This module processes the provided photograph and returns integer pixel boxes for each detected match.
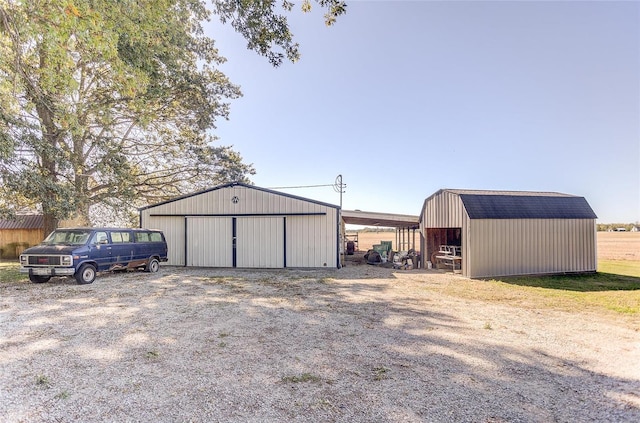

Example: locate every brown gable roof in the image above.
[0,215,44,230]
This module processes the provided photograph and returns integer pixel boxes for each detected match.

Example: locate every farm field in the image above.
[346,230,404,252]
[597,231,640,261]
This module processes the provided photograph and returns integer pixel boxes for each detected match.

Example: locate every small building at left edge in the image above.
[0,214,45,259]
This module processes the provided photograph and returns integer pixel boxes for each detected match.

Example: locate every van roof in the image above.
[56,227,161,231]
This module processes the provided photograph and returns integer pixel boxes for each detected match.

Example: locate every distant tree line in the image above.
[346,227,395,233]
[597,223,639,232]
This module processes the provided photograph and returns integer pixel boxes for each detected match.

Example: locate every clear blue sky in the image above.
[205,1,639,223]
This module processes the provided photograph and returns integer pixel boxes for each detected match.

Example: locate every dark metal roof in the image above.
[443,188,572,197]
[459,194,597,219]
[0,214,44,229]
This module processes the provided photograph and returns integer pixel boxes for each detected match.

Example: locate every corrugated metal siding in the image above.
[467,219,596,278]
[421,190,469,274]
[237,217,284,268]
[146,216,185,265]
[422,191,467,229]
[140,185,338,268]
[142,185,333,216]
[287,214,337,268]
[462,218,471,274]
[187,217,232,267]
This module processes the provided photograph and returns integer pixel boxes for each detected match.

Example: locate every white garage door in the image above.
[186,217,233,267]
[147,216,185,266]
[236,217,284,268]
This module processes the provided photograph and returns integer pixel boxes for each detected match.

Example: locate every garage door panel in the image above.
[187,217,232,267]
[237,217,284,268]
[147,216,184,266]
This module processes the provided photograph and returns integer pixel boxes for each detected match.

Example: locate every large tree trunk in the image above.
[67,209,91,227]
[31,42,64,237]
[42,211,58,238]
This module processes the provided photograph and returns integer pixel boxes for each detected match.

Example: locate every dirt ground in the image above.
[1,262,639,422]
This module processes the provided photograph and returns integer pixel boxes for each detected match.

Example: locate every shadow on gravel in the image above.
[1,265,638,422]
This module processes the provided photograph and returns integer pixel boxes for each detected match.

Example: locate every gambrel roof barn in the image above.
[420,189,597,278]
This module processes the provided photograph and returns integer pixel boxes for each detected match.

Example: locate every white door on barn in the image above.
[236,217,284,268]
[186,217,233,267]
[147,216,185,266]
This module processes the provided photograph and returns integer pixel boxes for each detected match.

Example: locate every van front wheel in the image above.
[146,258,160,273]
[75,264,97,284]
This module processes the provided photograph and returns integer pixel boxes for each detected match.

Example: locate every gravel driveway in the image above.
[1,265,639,422]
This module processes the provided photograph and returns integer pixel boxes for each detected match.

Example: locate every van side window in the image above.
[149,232,163,242]
[90,231,108,244]
[135,232,150,243]
[111,232,131,243]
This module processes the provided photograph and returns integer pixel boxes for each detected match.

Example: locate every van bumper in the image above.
[20,267,76,276]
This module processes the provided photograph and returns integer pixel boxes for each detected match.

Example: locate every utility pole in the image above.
[334,174,346,209]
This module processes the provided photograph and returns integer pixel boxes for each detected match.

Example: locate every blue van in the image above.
[19,228,168,284]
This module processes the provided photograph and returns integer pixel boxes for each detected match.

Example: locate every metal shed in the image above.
[139,182,340,268]
[420,189,598,278]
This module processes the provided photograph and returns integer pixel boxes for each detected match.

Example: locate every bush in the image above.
[0,242,30,259]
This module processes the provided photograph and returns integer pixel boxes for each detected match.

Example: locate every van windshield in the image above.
[42,230,92,246]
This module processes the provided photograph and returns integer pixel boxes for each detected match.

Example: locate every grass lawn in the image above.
[0,260,25,283]
[598,259,640,278]
[416,260,640,317]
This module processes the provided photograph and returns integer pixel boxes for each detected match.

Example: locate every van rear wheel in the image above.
[75,264,97,284]
[29,275,51,283]
[146,258,159,273]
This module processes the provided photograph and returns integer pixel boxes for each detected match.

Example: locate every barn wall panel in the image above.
[237,217,284,268]
[287,213,337,268]
[145,216,185,266]
[186,217,232,267]
[422,191,467,229]
[467,219,596,278]
[144,186,333,217]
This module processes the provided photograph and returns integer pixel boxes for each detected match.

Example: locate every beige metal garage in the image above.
[420,189,598,278]
[140,183,340,268]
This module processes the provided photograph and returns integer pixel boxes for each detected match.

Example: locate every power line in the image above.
[267,183,335,189]
[268,174,346,209]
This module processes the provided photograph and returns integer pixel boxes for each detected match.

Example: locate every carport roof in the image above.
[342,210,419,228]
